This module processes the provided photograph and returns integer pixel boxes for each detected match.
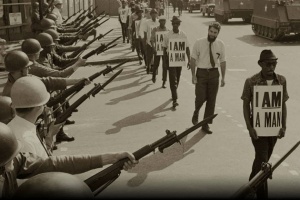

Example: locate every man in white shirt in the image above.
[144,9,159,74]
[190,22,226,134]
[119,0,130,43]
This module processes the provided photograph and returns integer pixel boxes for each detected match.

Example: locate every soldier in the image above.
[36,33,79,69]
[8,76,62,158]
[162,16,190,108]
[21,38,84,79]
[241,49,288,199]
[1,51,88,144]
[31,2,43,34]
[51,0,64,25]
[150,15,169,88]
[43,29,85,58]
[14,172,93,198]
[0,96,15,124]
[0,122,137,198]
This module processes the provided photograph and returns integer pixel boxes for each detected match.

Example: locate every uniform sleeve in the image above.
[191,40,199,60]
[40,77,67,92]
[14,152,104,179]
[241,78,252,102]
[52,52,78,69]
[29,63,75,78]
[56,45,81,55]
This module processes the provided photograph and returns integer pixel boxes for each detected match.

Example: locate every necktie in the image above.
[209,42,215,68]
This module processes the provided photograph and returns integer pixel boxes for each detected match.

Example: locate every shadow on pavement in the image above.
[105,99,172,135]
[126,129,207,187]
[106,84,161,106]
[111,67,146,82]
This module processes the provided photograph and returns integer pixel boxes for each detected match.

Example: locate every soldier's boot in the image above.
[56,128,75,143]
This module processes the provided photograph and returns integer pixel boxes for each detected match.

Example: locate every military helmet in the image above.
[40,18,56,30]
[36,33,55,47]
[44,29,60,41]
[53,0,63,5]
[0,96,15,124]
[13,172,93,198]
[4,51,32,72]
[21,39,43,55]
[46,13,58,21]
[11,76,50,108]
[0,122,21,167]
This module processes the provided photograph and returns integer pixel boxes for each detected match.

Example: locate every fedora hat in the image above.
[170,16,181,23]
[259,49,278,62]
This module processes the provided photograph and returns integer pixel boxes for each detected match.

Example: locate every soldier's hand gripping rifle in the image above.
[84,114,218,196]
[232,140,300,199]
[63,9,82,24]
[54,69,123,125]
[69,29,113,58]
[46,60,129,108]
[82,36,122,60]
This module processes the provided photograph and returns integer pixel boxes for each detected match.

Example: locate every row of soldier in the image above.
[0,0,140,198]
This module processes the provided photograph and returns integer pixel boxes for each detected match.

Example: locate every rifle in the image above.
[81,14,107,34]
[79,11,105,32]
[54,69,123,125]
[68,29,113,59]
[232,140,300,199]
[82,18,110,37]
[69,5,93,24]
[46,60,129,107]
[63,9,82,24]
[82,36,121,60]
[78,5,98,22]
[84,114,218,196]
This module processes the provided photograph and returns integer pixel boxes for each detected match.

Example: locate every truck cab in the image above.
[188,0,201,12]
[200,0,216,16]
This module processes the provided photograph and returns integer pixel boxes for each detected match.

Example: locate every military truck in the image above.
[214,0,253,23]
[188,0,201,12]
[251,0,300,41]
[200,0,216,17]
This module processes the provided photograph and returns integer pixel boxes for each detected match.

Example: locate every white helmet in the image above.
[11,76,50,108]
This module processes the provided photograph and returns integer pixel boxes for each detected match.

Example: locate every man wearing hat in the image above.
[143,8,159,74]
[162,16,190,108]
[151,15,169,88]
[241,49,288,199]
[132,5,144,65]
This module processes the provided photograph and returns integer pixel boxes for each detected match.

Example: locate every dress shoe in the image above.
[52,144,58,151]
[202,124,213,134]
[192,115,198,125]
[162,81,166,88]
[56,130,75,143]
[172,100,179,108]
[65,119,75,125]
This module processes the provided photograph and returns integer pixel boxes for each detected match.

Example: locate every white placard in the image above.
[9,12,22,25]
[168,38,186,67]
[155,31,168,56]
[253,85,283,137]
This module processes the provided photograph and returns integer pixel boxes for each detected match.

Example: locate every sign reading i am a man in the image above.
[168,38,186,67]
[253,85,283,137]
[155,31,168,55]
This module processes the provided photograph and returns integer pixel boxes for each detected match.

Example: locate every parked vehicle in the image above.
[251,0,300,41]
[188,0,201,12]
[214,0,253,23]
[200,0,215,17]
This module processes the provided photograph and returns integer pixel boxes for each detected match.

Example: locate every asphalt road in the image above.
[2,7,300,199]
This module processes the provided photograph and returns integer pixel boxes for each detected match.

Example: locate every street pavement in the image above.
[1,8,300,199]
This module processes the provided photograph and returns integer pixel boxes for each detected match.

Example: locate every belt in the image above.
[197,68,218,71]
